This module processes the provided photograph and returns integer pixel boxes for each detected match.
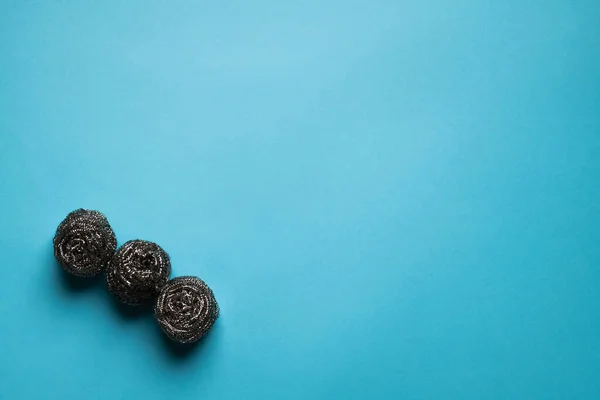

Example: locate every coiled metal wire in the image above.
[155,276,219,343]
[53,209,117,277]
[107,240,171,305]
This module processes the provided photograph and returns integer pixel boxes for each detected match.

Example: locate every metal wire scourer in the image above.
[53,209,117,277]
[107,240,171,306]
[154,276,220,344]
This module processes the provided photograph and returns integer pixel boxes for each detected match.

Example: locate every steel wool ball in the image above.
[53,209,117,277]
[154,276,219,343]
[107,240,171,305]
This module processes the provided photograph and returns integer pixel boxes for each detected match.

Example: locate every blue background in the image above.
[1,1,599,399]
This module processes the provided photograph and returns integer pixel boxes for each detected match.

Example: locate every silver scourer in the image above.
[107,240,171,306]
[155,276,219,343]
[53,209,117,277]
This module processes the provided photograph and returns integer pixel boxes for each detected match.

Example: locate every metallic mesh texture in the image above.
[107,240,171,306]
[53,209,117,277]
[154,276,219,344]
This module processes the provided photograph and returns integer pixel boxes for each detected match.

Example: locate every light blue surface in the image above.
[1,1,599,399]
